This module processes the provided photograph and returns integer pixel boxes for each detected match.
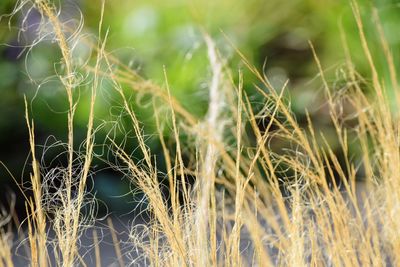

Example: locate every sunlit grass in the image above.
[1,0,400,266]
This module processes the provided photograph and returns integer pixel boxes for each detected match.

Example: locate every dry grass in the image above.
[1,0,400,266]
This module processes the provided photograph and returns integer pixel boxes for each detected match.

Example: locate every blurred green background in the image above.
[0,0,399,215]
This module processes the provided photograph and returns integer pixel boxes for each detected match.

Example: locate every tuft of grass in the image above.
[1,0,400,266]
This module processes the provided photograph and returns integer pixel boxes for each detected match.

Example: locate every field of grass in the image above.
[1,0,400,266]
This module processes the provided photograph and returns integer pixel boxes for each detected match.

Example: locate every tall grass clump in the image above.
[1,0,400,266]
